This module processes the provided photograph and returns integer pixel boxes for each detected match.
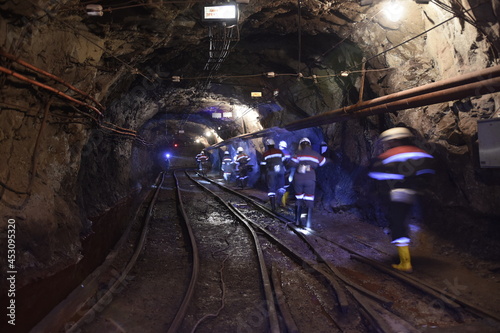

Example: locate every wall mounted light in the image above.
[384,0,404,22]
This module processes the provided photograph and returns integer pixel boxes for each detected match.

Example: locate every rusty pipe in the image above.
[0,65,141,138]
[284,65,500,131]
[0,49,105,110]
[0,65,104,117]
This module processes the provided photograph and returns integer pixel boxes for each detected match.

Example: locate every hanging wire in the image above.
[349,0,492,72]
[297,0,302,74]
[431,0,499,57]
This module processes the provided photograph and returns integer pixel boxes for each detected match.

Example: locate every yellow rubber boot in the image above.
[392,245,413,273]
[281,191,289,207]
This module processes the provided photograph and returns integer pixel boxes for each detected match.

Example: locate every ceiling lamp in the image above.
[384,0,404,22]
[202,3,239,24]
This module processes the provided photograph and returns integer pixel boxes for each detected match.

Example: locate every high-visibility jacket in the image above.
[368,145,435,190]
[291,146,326,182]
[262,147,284,173]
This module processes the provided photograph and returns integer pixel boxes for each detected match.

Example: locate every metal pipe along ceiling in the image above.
[211,64,500,148]
[284,65,500,131]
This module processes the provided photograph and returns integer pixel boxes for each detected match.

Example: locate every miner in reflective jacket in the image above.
[196,150,210,176]
[279,140,292,207]
[289,137,326,228]
[221,150,233,184]
[261,138,285,211]
[234,147,251,188]
[368,127,435,273]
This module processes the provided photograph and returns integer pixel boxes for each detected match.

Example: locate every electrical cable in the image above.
[27,0,155,83]
[0,65,104,117]
[297,0,302,74]
[0,65,146,142]
[353,0,492,71]
[432,0,499,57]
[0,49,105,110]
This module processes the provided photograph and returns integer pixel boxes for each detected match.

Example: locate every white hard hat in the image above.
[279,141,287,149]
[379,127,413,142]
[224,151,230,155]
[299,137,311,145]
[265,138,275,146]
[237,147,244,153]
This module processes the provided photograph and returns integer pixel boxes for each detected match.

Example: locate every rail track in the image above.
[37,170,500,332]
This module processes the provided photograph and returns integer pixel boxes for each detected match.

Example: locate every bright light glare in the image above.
[384,0,404,22]
[297,227,313,235]
[205,130,212,137]
[203,4,237,20]
[165,153,171,159]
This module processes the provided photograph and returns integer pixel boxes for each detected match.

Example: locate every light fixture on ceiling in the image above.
[202,3,239,23]
[384,0,404,22]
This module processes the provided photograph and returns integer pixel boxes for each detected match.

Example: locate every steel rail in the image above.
[186,173,500,330]
[345,286,420,333]
[166,171,202,333]
[185,171,281,333]
[310,230,500,324]
[199,174,394,309]
[191,173,406,332]
[351,253,500,323]
[191,173,354,312]
[271,265,300,333]
[57,172,165,333]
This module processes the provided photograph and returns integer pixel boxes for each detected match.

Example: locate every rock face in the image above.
[0,0,499,288]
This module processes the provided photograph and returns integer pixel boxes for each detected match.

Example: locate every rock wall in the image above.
[1,0,500,291]
[323,0,500,258]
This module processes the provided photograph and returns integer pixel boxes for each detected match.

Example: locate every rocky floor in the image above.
[69,175,500,333]
[240,184,500,332]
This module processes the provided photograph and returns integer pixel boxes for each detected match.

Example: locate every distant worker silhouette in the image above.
[279,140,292,207]
[234,147,251,188]
[368,127,435,273]
[261,138,285,211]
[196,150,210,176]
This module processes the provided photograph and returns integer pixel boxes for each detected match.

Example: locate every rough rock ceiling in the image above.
[4,0,498,149]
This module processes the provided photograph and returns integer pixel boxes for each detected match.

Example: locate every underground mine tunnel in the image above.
[1,0,500,332]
